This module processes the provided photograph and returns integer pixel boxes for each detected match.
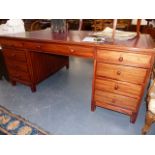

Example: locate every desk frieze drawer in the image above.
[95,90,138,112]
[67,45,94,58]
[96,63,147,84]
[3,49,27,62]
[97,50,151,68]
[1,39,24,48]
[24,42,94,58]
[95,78,142,99]
[24,42,70,55]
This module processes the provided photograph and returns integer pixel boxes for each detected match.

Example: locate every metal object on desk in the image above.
[51,19,67,33]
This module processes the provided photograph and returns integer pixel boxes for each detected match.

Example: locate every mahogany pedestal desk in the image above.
[0,29,155,123]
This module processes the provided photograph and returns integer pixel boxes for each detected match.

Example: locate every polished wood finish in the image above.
[93,46,154,123]
[0,29,154,123]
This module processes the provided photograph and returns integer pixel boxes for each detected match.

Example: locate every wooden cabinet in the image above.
[3,47,69,92]
[92,48,153,123]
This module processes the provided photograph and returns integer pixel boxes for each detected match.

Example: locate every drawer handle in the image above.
[117,70,121,75]
[118,56,123,62]
[114,84,119,90]
[70,49,75,53]
[36,45,41,49]
[11,54,16,57]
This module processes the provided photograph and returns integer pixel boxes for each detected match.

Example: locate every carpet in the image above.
[0,105,49,135]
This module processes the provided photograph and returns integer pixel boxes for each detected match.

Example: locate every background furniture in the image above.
[142,79,155,134]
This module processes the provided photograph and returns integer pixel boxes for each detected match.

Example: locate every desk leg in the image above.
[66,57,69,69]
[11,80,16,86]
[91,59,97,112]
[130,112,137,123]
[66,63,69,69]
[91,101,96,111]
[31,85,36,92]
[0,73,2,80]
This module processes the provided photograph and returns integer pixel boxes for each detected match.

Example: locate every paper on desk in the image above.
[82,36,105,42]
[93,27,137,40]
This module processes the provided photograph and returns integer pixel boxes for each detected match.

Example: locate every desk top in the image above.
[0,29,155,51]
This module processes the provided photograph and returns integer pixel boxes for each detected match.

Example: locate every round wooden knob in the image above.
[36,45,41,49]
[11,54,16,57]
[118,56,123,62]
[70,49,74,53]
[114,84,119,90]
[117,70,121,75]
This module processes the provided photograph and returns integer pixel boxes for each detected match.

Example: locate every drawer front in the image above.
[97,50,151,68]
[95,78,142,99]
[24,42,70,55]
[95,90,138,111]
[1,39,24,48]
[67,45,94,58]
[3,49,27,62]
[5,59,28,73]
[9,70,30,82]
[24,42,94,58]
[96,63,147,84]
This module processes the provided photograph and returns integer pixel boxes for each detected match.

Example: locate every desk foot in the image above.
[130,112,137,123]
[11,80,16,86]
[66,63,69,69]
[91,104,96,111]
[31,85,36,92]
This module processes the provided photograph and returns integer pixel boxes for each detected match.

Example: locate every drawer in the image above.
[96,63,147,84]
[5,60,28,73]
[9,70,30,82]
[24,42,94,58]
[67,45,94,58]
[97,50,151,68]
[95,78,142,99]
[3,49,27,62]
[24,42,70,56]
[95,90,138,111]
[1,39,24,48]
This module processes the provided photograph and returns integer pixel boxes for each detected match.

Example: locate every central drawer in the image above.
[96,63,147,84]
[95,78,142,99]
[24,42,94,58]
[95,90,138,111]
